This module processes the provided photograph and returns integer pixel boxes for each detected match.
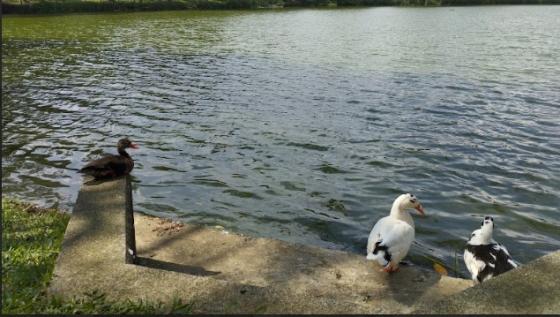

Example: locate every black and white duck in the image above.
[464,216,518,283]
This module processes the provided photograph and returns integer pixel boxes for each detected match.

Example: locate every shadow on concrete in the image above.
[413,252,560,314]
[83,175,127,186]
[135,257,221,277]
[386,266,442,307]
[60,200,125,251]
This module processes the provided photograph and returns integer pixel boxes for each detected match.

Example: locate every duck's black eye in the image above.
[471,233,475,237]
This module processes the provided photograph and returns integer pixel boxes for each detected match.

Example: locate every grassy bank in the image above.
[2,0,559,15]
[1,198,192,314]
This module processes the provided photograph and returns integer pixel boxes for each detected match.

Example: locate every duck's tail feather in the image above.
[366,241,391,266]
[78,166,93,174]
[366,253,377,261]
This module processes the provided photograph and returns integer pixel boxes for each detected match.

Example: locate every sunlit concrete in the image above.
[414,250,560,314]
[50,177,475,313]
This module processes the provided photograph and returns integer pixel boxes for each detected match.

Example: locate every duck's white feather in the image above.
[463,248,488,282]
[366,215,415,266]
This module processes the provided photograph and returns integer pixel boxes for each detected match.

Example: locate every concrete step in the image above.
[49,177,473,313]
[413,250,560,314]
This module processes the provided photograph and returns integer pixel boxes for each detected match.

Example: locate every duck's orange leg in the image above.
[381,262,394,273]
[380,262,400,273]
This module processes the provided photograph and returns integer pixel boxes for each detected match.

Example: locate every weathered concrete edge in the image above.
[48,177,473,313]
[120,178,560,314]
[49,177,129,295]
[412,250,560,314]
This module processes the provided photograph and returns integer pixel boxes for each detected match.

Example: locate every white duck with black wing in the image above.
[366,193,425,273]
[464,216,519,283]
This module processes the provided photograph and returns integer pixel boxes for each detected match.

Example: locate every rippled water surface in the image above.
[3,6,560,275]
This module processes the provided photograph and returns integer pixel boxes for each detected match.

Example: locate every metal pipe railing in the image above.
[125,175,137,264]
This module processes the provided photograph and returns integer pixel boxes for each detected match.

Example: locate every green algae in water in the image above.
[326,199,347,214]
[280,181,306,192]
[286,142,329,152]
[223,189,262,199]
[192,178,229,188]
[318,164,347,174]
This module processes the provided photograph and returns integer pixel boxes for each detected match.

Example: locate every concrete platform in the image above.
[413,250,560,314]
[48,177,474,313]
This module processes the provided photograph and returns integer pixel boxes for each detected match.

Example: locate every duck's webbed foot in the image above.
[380,262,399,273]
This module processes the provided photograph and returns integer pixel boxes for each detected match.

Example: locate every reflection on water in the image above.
[3,6,560,276]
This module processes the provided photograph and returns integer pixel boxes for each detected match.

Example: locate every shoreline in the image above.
[1,196,463,278]
[47,177,474,313]
[3,1,559,15]
[4,188,559,313]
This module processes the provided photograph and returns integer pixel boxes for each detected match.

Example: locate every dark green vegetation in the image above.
[325,199,348,214]
[1,198,192,314]
[2,0,558,14]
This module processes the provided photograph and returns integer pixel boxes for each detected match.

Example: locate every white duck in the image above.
[366,193,425,273]
[464,216,518,283]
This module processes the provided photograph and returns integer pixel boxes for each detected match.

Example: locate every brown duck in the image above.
[79,138,139,179]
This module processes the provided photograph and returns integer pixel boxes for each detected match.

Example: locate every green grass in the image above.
[1,198,193,314]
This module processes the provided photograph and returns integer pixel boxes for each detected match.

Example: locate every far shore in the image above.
[3,0,559,15]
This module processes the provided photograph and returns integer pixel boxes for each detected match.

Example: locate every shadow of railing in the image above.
[135,257,221,276]
[123,176,222,277]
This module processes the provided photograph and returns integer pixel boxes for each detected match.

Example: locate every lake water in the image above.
[3,6,560,276]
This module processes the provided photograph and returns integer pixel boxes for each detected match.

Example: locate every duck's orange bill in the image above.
[415,204,425,216]
[130,143,139,149]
